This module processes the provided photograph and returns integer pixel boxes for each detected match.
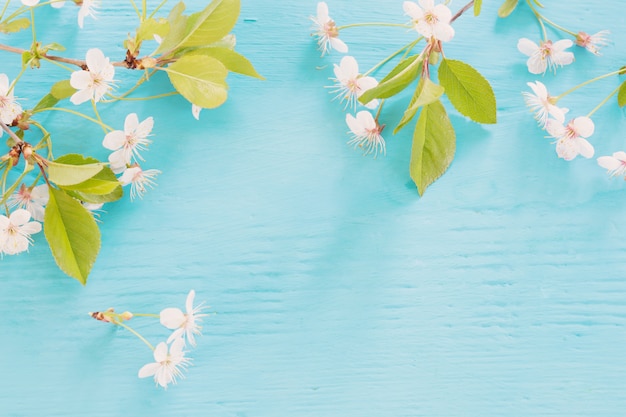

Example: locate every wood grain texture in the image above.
[1,1,626,416]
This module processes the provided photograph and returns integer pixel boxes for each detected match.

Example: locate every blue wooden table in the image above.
[1,1,626,416]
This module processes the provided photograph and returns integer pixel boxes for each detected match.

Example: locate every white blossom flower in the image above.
[311,2,348,56]
[346,111,386,157]
[102,113,153,174]
[522,81,567,127]
[517,38,574,74]
[403,0,454,42]
[7,184,49,222]
[160,290,207,347]
[546,116,594,161]
[119,166,161,200]
[575,30,610,55]
[77,0,97,28]
[138,338,190,389]
[0,209,42,255]
[330,56,379,110]
[70,48,114,105]
[0,74,22,131]
[597,151,626,178]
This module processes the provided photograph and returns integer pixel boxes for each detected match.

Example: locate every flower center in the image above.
[424,12,438,25]
[324,21,339,38]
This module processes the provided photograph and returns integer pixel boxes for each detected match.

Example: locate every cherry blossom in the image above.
[119,166,161,200]
[597,151,626,178]
[517,38,574,74]
[522,81,567,127]
[70,48,114,105]
[0,74,22,132]
[77,0,97,28]
[102,113,153,174]
[330,56,379,110]
[575,30,610,55]
[0,209,42,255]
[160,290,207,347]
[311,2,348,56]
[546,116,595,161]
[403,0,454,42]
[138,338,190,389]
[7,184,49,222]
[346,111,386,157]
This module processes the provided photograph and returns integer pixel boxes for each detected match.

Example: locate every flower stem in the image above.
[131,313,160,318]
[0,120,23,144]
[115,321,155,351]
[337,22,411,30]
[91,100,108,135]
[556,69,623,100]
[129,0,142,20]
[31,107,113,131]
[148,0,169,19]
[363,38,422,77]
[0,0,10,21]
[586,84,621,118]
[450,0,474,24]
[103,91,178,102]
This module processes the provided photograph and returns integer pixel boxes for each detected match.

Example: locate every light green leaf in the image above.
[180,0,240,48]
[43,42,65,52]
[438,59,496,124]
[164,55,228,108]
[47,154,104,186]
[187,47,263,79]
[22,51,32,66]
[410,100,456,196]
[394,78,445,134]
[154,1,188,55]
[498,0,519,17]
[44,187,101,285]
[51,80,76,100]
[33,94,59,112]
[0,18,30,33]
[618,80,626,107]
[474,0,483,15]
[359,54,423,103]
[136,17,170,41]
[60,166,121,196]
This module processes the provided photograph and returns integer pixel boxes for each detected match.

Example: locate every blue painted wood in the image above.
[1,1,626,416]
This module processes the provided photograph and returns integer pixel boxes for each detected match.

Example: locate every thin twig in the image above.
[451,0,474,23]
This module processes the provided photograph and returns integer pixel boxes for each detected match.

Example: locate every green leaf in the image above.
[165,54,228,108]
[474,0,483,15]
[498,0,519,17]
[60,166,121,196]
[187,47,263,79]
[0,18,30,33]
[51,80,76,100]
[136,17,170,41]
[438,59,496,124]
[180,0,240,48]
[410,100,456,196]
[21,51,32,66]
[394,78,445,134]
[359,54,423,103]
[154,1,188,55]
[44,188,101,285]
[618,81,626,107]
[32,94,59,112]
[47,154,105,186]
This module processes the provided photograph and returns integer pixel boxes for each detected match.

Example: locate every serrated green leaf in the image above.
[618,81,626,107]
[498,0,519,17]
[164,55,228,108]
[0,18,30,34]
[187,47,263,79]
[438,59,496,124]
[50,80,76,100]
[474,0,483,15]
[22,51,32,66]
[180,0,239,48]
[136,17,170,41]
[359,54,423,103]
[395,78,445,134]
[47,154,104,186]
[410,100,456,196]
[44,187,100,285]
[43,42,65,52]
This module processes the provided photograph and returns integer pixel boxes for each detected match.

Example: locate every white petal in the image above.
[576,138,594,159]
[545,119,564,138]
[517,38,539,57]
[70,88,93,105]
[10,209,32,225]
[160,308,185,329]
[330,37,348,53]
[153,342,168,362]
[19,221,41,235]
[598,156,620,171]
[526,55,547,75]
[85,49,107,72]
[339,56,359,79]
[108,149,129,174]
[572,116,594,138]
[102,130,126,150]
[403,1,422,18]
[553,39,574,51]
[317,2,329,21]
[527,81,547,99]
[613,151,626,161]
[124,113,139,134]
[192,104,202,120]
[186,290,196,313]
[355,110,376,130]
[432,22,455,42]
[432,4,452,23]
[69,70,91,91]
[135,117,154,139]
[418,0,434,10]
[346,113,363,135]
[138,362,160,378]
[21,0,39,6]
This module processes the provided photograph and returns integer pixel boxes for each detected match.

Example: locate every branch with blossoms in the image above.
[0,0,261,284]
[89,290,207,389]
[310,0,496,196]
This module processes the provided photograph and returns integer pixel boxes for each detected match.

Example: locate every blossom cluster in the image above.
[91,290,207,389]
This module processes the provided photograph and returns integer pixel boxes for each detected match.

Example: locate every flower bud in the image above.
[120,311,134,321]
[137,57,157,69]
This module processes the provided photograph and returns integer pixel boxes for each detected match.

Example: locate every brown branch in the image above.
[451,0,475,23]
[0,43,131,68]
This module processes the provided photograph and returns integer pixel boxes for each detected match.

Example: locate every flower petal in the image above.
[517,38,539,57]
[138,362,160,378]
[160,307,185,329]
[102,130,126,150]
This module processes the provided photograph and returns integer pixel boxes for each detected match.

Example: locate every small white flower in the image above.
[77,0,97,28]
[102,113,153,174]
[311,2,348,56]
[346,111,386,157]
[598,151,626,179]
[160,290,207,347]
[192,104,202,120]
[575,30,610,56]
[138,338,190,389]
[523,81,568,127]
[119,166,161,200]
[0,209,42,255]
[403,0,454,42]
[517,38,574,75]
[546,116,595,161]
[70,48,114,105]
[330,56,379,110]
[0,74,23,131]
[7,184,49,222]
